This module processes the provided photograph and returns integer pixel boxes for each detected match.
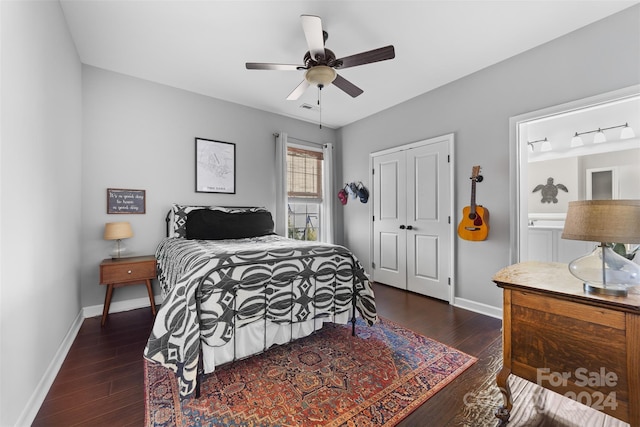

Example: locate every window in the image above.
[287,146,323,241]
[287,147,323,199]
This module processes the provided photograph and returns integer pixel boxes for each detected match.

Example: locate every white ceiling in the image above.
[60,0,638,129]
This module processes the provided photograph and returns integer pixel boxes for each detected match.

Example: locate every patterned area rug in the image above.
[144,317,477,426]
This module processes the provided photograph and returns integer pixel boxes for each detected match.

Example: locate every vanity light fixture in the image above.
[593,129,607,144]
[570,132,584,147]
[528,137,552,152]
[540,138,552,152]
[571,122,635,145]
[620,122,636,139]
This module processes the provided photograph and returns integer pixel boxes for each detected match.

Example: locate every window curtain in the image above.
[321,142,335,244]
[274,132,288,236]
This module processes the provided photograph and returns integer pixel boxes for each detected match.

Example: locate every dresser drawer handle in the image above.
[128,270,132,274]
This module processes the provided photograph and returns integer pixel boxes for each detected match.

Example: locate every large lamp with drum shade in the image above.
[561,200,640,297]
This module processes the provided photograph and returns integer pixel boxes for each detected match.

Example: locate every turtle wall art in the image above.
[532,177,568,203]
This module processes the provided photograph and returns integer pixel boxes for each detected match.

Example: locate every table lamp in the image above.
[561,200,640,296]
[103,221,133,259]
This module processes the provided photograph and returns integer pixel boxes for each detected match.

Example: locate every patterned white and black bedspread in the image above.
[143,235,377,397]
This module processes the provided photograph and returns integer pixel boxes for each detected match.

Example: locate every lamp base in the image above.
[109,239,127,259]
[568,245,640,298]
[583,282,628,297]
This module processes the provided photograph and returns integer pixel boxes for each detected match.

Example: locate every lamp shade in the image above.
[103,222,133,240]
[561,200,640,243]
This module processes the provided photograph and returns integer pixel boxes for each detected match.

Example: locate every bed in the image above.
[143,205,378,398]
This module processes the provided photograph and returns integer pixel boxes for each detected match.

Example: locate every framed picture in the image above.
[107,188,146,214]
[195,138,236,194]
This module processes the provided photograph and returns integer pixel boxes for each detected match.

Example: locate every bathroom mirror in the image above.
[510,85,640,264]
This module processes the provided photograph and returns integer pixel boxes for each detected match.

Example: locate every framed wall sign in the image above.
[195,138,236,194]
[107,188,146,214]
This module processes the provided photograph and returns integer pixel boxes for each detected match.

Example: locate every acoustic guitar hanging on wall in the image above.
[458,165,490,241]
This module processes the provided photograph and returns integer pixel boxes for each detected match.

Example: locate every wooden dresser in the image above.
[493,261,640,427]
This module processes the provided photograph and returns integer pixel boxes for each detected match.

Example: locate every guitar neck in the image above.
[469,179,477,214]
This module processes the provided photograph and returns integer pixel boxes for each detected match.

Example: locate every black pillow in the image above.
[185,209,274,240]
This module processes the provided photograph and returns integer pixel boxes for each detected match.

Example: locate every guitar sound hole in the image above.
[468,213,477,220]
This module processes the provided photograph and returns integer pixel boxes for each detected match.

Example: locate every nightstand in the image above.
[99,255,158,326]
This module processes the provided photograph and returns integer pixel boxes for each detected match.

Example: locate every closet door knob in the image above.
[399,225,406,229]
[406,225,413,230]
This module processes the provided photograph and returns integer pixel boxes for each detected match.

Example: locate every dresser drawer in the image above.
[100,257,157,284]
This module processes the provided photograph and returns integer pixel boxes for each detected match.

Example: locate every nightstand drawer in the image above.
[100,257,157,284]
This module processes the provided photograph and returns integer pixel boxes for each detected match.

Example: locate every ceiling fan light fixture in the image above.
[305,66,336,87]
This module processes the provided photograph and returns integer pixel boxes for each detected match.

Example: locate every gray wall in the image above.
[1,1,83,425]
[80,66,337,308]
[337,5,640,310]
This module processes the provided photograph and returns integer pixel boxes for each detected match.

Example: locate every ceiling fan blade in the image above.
[332,74,363,98]
[336,45,395,69]
[287,80,311,101]
[246,63,302,71]
[301,15,325,60]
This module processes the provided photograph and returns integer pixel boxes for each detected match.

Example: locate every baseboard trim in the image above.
[453,297,503,319]
[82,294,162,319]
[17,309,84,426]
[20,295,162,426]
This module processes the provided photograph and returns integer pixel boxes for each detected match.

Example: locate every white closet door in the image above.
[372,151,407,289]
[405,141,451,300]
[372,135,452,301]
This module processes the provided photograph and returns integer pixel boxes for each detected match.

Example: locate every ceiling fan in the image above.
[246,14,395,101]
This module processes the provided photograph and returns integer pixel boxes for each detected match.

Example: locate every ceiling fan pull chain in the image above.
[318,84,323,129]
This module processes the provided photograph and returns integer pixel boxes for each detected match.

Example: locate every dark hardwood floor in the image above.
[32,283,627,426]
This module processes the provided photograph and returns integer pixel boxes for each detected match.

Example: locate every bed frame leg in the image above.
[350,264,359,336]
[351,279,357,336]
[195,347,203,399]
